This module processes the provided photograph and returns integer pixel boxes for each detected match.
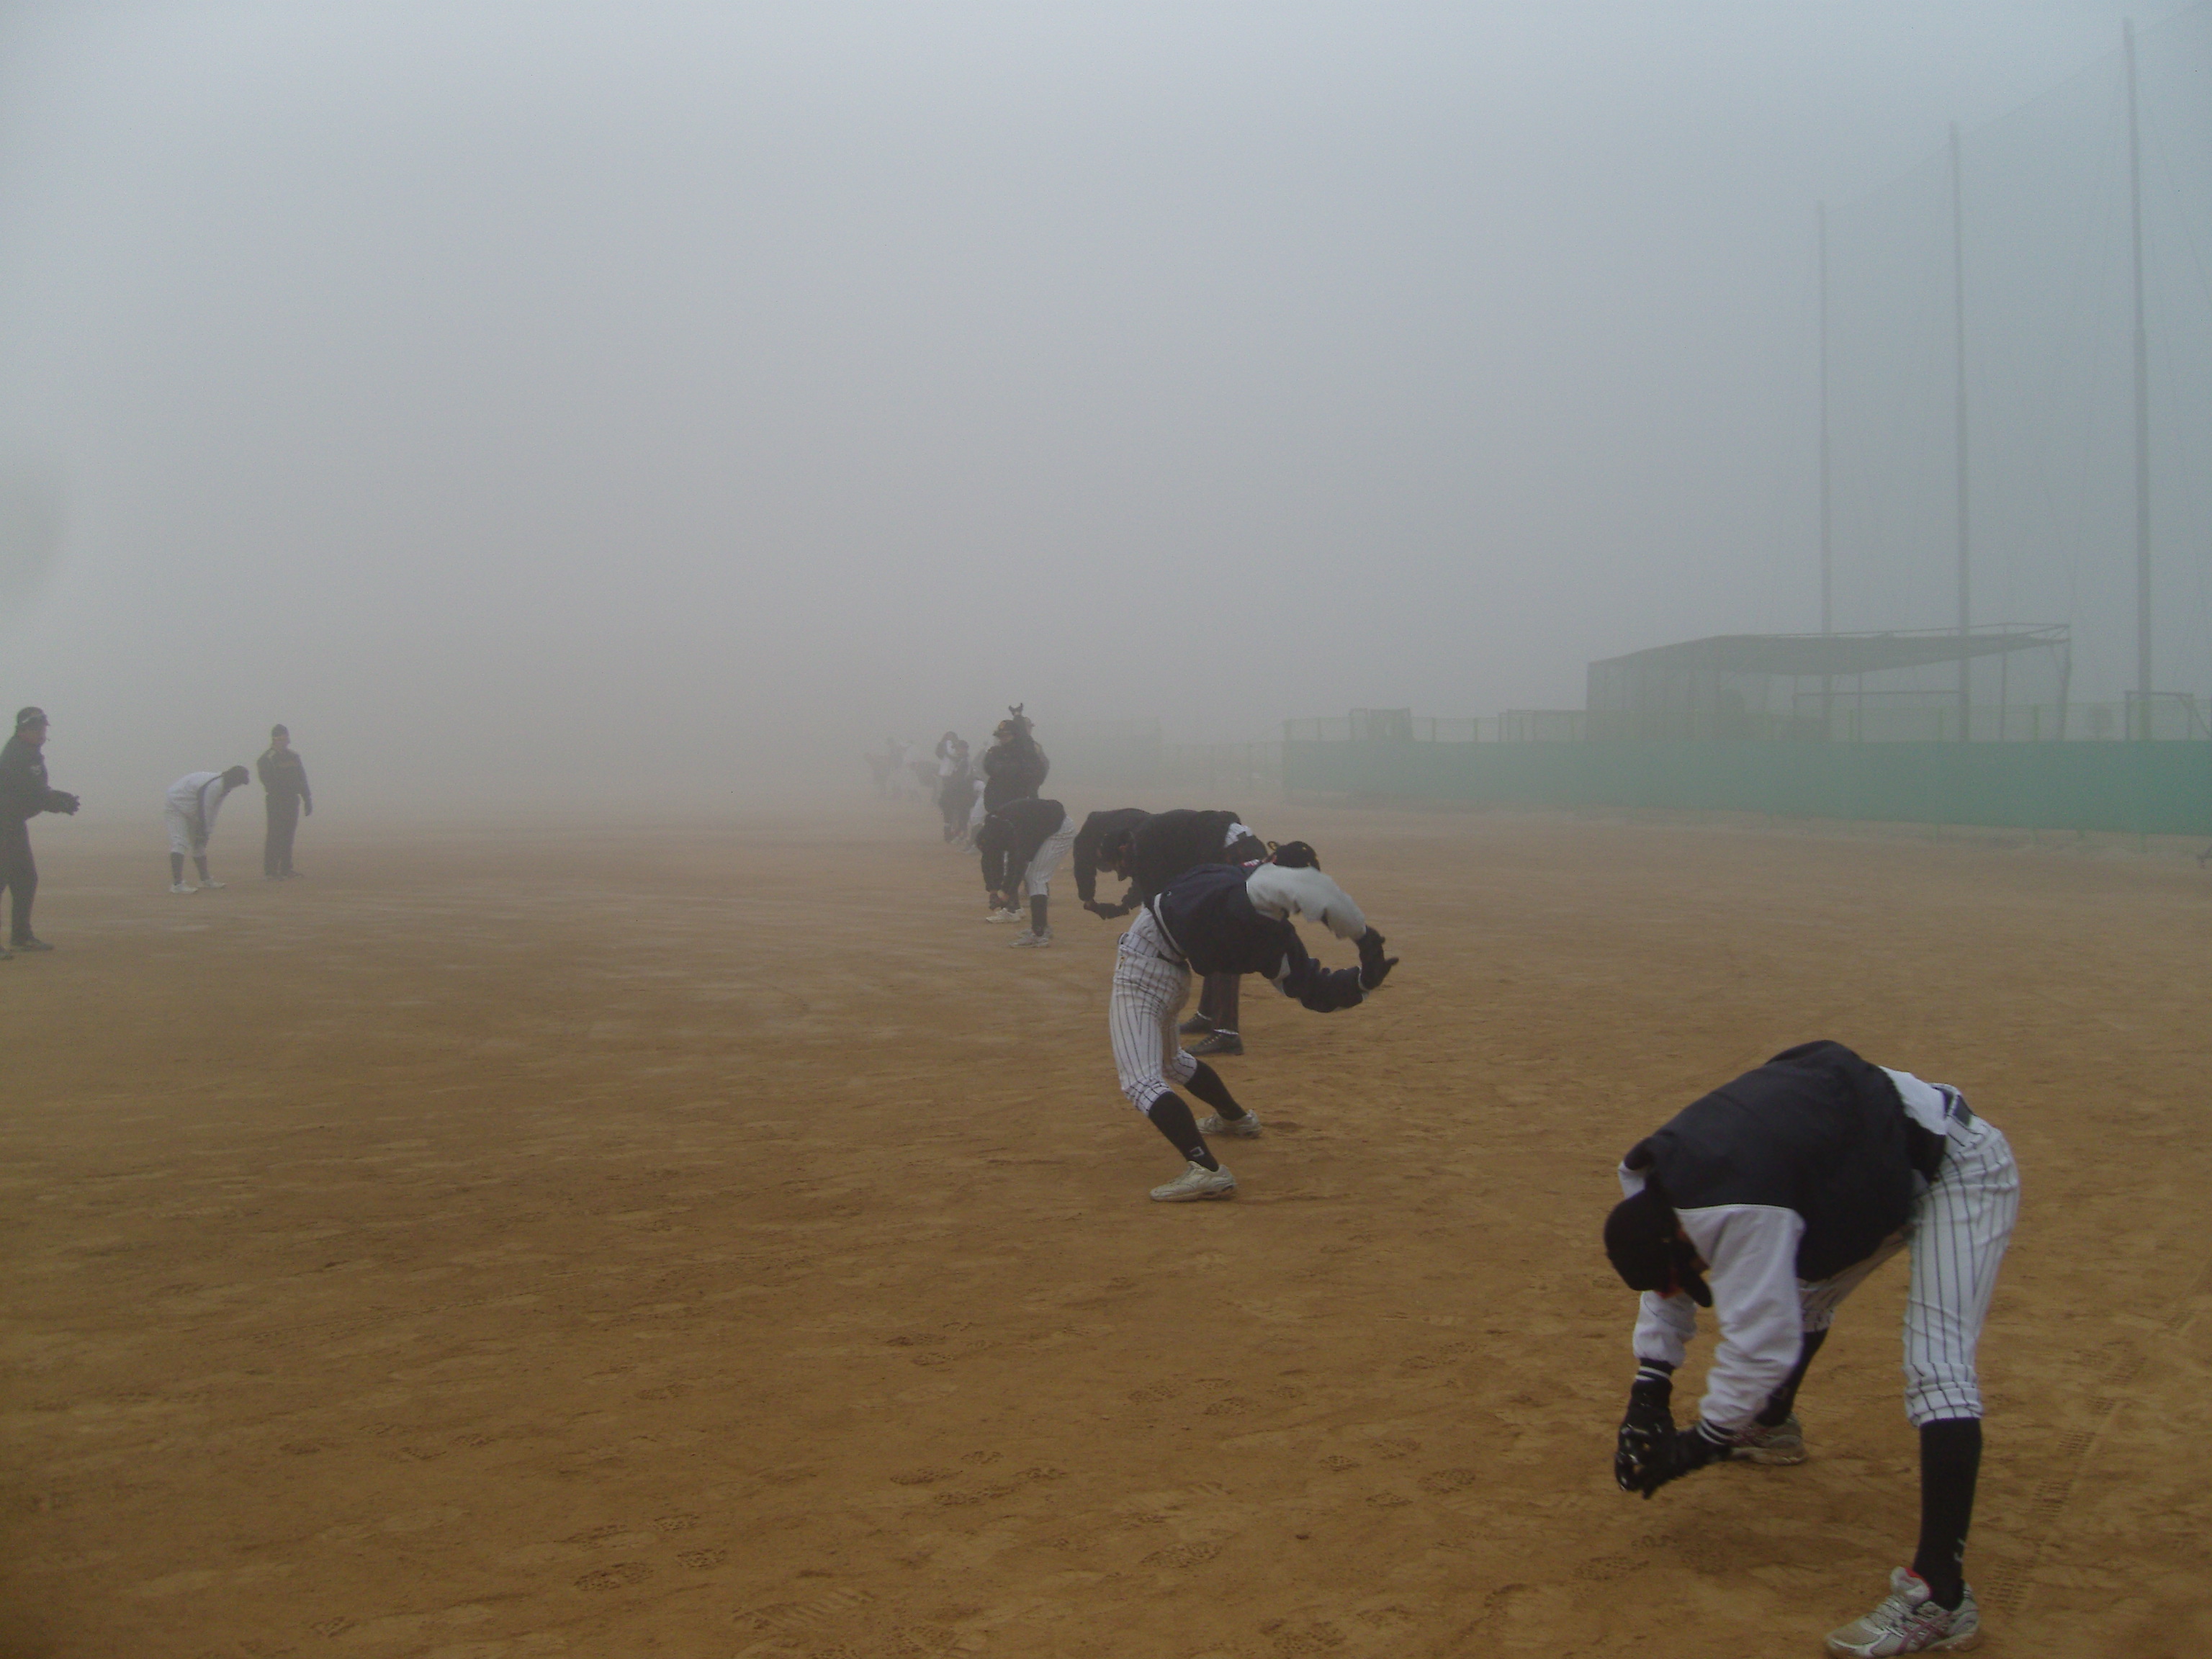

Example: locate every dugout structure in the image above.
[1586,626,2074,743]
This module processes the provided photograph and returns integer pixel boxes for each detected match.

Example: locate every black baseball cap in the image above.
[1603,1181,1711,1307]
[15,706,47,729]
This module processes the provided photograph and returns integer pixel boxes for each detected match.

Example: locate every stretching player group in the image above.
[911,703,2018,1657]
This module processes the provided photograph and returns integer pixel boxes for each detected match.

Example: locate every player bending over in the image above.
[164,766,251,892]
[1110,858,1396,1202]
[1079,806,1269,1057]
[975,795,1076,946]
[1603,1040,2018,1656]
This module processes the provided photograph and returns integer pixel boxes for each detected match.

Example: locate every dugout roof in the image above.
[1589,626,2067,680]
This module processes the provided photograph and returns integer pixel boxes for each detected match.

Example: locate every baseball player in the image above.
[1603,1040,2019,1656]
[933,732,971,843]
[1080,807,1269,1056]
[975,795,1076,945]
[164,766,251,892]
[256,724,313,878]
[976,706,1048,818]
[1108,857,1397,1201]
[0,707,81,956]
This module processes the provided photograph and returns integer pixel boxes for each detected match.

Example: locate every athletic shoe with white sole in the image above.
[1177,1014,1216,1036]
[1197,1110,1262,1139]
[170,883,197,894]
[9,937,53,952]
[1737,1414,1807,1465]
[984,907,1023,923]
[1149,1161,1236,1202]
[1186,1030,1244,1057]
[1825,1569,1982,1656]
[197,879,227,890]
[1010,930,1053,948]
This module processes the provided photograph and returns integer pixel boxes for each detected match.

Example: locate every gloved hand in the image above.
[1614,1364,1676,1493]
[1356,927,1398,990]
[45,790,80,816]
[1627,1421,1734,1499]
[1084,899,1126,920]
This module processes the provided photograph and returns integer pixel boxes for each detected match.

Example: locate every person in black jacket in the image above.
[0,707,80,956]
[1105,858,1395,1202]
[1601,1041,2020,1657]
[1082,807,1270,1056]
[256,724,313,878]
[974,795,1076,946]
[978,706,1048,817]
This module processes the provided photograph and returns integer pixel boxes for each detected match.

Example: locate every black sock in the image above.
[194,858,211,882]
[1030,895,1048,932]
[1143,1093,1218,1170]
[1911,1418,1982,1609]
[170,853,185,884]
[1756,1327,1828,1426]
[1182,1061,1247,1120]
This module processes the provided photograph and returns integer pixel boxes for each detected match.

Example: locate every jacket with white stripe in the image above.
[1621,1040,1956,1429]
[1145,863,1370,1010]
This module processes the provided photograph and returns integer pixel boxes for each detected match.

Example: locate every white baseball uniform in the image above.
[164,771,239,855]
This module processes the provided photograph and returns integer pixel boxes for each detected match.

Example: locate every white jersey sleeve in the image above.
[1672,1202,1809,1431]
[1243,866,1367,940]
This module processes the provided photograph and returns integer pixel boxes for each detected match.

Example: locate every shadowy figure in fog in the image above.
[257,724,313,879]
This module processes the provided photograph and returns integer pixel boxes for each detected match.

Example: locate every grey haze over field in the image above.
[0,1,2205,805]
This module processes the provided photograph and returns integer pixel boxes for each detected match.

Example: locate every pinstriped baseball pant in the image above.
[1110,909,1199,1115]
[1797,1110,2019,1425]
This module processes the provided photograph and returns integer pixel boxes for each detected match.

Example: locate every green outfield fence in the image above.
[1282,739,2212,836]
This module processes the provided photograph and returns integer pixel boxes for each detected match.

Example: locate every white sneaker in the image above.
[1825,1568,1982,1656]
[1149,1161,1236,1202]
[197,879,227,890]
[1010,929,1053,948]
[1197,1110,1262,1138]
[169,883,197,894]
[984,907,1023,923]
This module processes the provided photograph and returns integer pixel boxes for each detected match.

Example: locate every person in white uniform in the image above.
[1603,1040,2019,1657]
[165,766,251,892]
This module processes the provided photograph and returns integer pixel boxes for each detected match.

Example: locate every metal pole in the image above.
[1818,201,1835,737]
[1951,122,1972,741]
[1819,201,1833,636]
[2126,17,2153,737]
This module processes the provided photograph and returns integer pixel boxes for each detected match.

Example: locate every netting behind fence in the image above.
[1825,6,2212,709]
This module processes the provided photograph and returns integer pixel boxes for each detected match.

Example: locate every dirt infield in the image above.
[2,802,2206,1659]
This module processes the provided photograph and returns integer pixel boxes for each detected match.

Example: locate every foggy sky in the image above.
[0,1,2202,807]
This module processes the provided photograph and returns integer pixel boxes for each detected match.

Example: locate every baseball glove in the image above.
[1614,1362,1676,1494]
[1626,1421,1733,1498]
[1356,927,1398,989]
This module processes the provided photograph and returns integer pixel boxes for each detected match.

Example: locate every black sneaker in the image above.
[9,937,52,953]
[1186,1030,1244,1057]
[1177,1014,1216,1036]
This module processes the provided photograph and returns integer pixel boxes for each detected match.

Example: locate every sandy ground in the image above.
[1,799,2207,1659]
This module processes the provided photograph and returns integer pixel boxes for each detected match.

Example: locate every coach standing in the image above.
[256,724,312,878]
[0,707,80,956]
